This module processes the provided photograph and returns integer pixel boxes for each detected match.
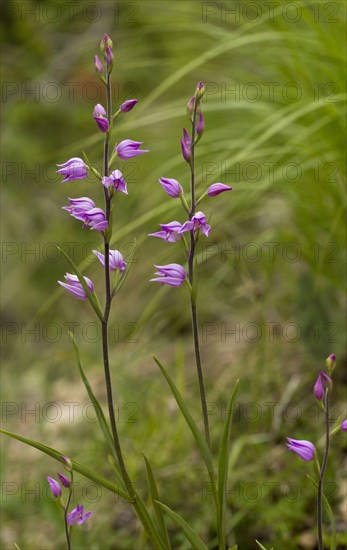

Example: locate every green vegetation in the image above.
[1,1,346,549]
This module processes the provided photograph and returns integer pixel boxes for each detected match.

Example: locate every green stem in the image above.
[63,471,73,550]
[317,388,330,550]
[188,98,211,451]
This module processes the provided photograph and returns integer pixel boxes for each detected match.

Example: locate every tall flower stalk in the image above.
[187,83,211,449]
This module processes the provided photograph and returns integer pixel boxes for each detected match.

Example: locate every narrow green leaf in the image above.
[156,501,208,550]
[133,489,167,550]
[143,454,171,550]
[57,246,103,321]
[69,332,124,488]
[0,429,129,500]
[255,541,273,550]
[153,357,214,475]
[307,475,336,550]
[217,380,240,548]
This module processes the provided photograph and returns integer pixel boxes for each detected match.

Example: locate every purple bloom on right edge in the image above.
[207,183,232,197]
[56,158,88,183]
[67,505,93,525]
[115,140,149,160]
[58,274,94,300]
[286,438,316,461]
[179,211,211,237]
[150,264,186,287]
[341,420,347,432]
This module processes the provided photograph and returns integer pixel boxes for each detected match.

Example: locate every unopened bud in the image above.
[195,81,205,100]
[100,33,113,53]
[60,455,73,472]
[326,353,336,373]
[94,55,103,74]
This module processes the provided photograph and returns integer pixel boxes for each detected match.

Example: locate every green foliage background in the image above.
[1,1,346,548]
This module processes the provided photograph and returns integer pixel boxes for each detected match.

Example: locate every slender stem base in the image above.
[317,388,330,550]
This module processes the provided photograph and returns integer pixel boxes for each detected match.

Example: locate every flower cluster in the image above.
[286,353,345,462]
[149,81,233,287]
[56,34,148,302]
[47,457,92,528]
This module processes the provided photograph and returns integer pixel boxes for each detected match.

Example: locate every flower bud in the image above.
[105,45,114,67]
[100,34,113,53]
[341,420,347,432]
[94,55,103,74]
[180,139,191,163]
[60,455,73,472]
[58,473,71,488]
[326,353,336,372]
[47,476,62,498]
[195,81,205,100]
[196,111,205,136]
[187,96,195,118]
[120,99,138,113]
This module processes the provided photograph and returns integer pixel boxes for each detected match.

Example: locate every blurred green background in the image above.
[1,1,346,548]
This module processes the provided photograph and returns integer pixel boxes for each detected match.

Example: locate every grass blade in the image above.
[0,428,129,500]
[156,501,208,550]
[69,332,124,488]
[153,357,214,475]
[143,454,171,550]
[217,380,240,547]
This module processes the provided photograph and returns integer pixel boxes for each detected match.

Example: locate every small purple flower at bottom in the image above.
[67,505,93,526]
[179,211,211,237]
[207,183,232,197]
[102,170,127,194]
[115,140,149,160]
[47,476,61,498]
[159,177,183,198]
[93,104,109,133]
[149,221,183,242]
[286,438,316,462]
[93,250,127,273]
[120,99,138,112]
[150,264,186,287]
[341,420,347,432]
[56,158,88,183]
[58,274,94,300]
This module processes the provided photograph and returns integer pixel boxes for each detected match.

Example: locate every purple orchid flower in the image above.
[58,273,94,300]
[159,177,183,198]
[341,420,347,432]
[105,45,114,66]
[67,505,93,526]
[196,111,205,136]
[207,183,232,197]
[56,158,88,183]
[150,263,186,287]
[92,249,127,273]
[120,99,138,112]
[102,170,127,194]
[115,140,149,160]
[179,211,211,237]
[94,55,103,74]
[62,197,96,221]
[149,221,183,242]
[47,476,61,498]
[84,208,108,231]
[57,473,71,488]
[314,371,332,400]
[93,104,109,133]
[286,438,316,462]
[181,129,191,163]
